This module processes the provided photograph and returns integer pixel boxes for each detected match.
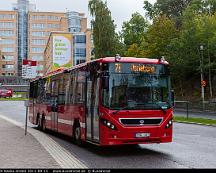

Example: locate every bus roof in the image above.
[31,57,168,81]
[96,57,168,64]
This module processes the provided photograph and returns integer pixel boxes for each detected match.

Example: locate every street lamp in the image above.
[199,44,205,110]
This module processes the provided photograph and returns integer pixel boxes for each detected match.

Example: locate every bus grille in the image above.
[119,118,163,126]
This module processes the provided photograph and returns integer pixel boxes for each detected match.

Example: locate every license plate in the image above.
[135,133,150,138]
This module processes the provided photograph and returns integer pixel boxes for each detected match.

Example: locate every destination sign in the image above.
[114,63,156,74]
[130,64,155,73]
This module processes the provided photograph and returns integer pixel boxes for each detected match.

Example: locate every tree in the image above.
[122,12,148,48]
[144,0,193,19]
[143,0,193,28]
[142,15,178,58]
[88,0,118,59]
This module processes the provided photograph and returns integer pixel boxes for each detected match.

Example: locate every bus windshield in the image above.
[102,63,172,110]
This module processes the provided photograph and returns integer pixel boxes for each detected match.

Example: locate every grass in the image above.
[174,116,216,126]
[0,97,28,101]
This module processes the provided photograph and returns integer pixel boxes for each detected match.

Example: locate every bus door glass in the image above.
[50,80,59,131]
[86,73,100,142]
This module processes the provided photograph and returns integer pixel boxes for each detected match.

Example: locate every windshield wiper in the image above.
[112,106,130,115]
[154,102,169,114]
[134,102,169,114]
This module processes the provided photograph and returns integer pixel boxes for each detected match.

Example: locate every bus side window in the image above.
[69,71,76,104]
[58,76,67,105]
[75,70,85,103]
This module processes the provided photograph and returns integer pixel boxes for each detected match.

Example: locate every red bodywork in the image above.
[29,57,173,146]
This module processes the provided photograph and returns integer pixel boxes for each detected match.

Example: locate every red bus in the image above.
[29,56,174,146]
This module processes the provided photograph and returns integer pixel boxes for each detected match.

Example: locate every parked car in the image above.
[0,88,13,98]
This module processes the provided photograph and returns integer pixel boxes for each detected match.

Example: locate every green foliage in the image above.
[121,12,149,57]
[122,12,148,47]
[142,15,178,58]
[143,0,193,20]
[88,0,118,59]
[142,1,216,99]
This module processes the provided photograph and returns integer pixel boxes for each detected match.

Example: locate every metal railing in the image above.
[174,100,216,119]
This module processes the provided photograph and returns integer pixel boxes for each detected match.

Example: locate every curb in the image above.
[0,99,27,101]
[174,120,216,127]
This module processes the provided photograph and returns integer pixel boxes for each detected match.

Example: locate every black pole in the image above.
[186,101,189,119]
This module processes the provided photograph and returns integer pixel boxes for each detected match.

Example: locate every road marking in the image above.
[0,114,88,169]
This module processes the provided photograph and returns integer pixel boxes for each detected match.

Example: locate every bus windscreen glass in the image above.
[102,63,171,110]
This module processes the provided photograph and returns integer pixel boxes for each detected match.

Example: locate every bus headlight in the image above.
[101,119,117,130]
[165,119,173,129]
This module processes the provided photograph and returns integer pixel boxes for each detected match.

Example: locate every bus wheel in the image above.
[74,125,82,146]
[41,116,46,131]
[37,115,41,130]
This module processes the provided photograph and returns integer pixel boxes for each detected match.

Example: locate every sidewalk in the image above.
[174,109,216,120]
[0,118,59,168]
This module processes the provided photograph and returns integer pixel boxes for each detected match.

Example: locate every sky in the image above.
[0,0,156,31]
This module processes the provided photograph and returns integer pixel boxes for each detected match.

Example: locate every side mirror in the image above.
[171,90,175,107]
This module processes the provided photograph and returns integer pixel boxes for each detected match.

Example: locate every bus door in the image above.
[86,76,100,142]
[50,80,59,131]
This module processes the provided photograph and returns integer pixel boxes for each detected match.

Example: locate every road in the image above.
[0,101,216,168]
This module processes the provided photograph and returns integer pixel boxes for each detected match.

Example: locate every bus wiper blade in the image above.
[112,106,130,115]
[154,103,168,114]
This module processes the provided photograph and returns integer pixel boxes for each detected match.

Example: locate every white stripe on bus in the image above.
[58,119,73,125]
[45,117,86,129]
[45,116,51,121]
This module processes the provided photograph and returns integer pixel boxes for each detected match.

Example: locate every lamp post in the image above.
[200,44,205,110]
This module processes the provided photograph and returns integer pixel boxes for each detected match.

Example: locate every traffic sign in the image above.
[22,60,37,79]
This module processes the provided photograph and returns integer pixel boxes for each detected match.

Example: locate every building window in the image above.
[32,23,46,29]
[32,39,46,45]
[2,55,14,61]
[2,47,14,52]
[32,55,43,61]
[0,39,15,45]
[74,35,86,43]
[47,24,60,28]
[32,15,47,20]
[74,48,86,57]
[32,47,44,53]
[0,22,15,28]
[32,32,46,37]
[0,14,15,19]
[69,27,81,33]
[47,16,60,21]
[0,30,14,37]
[2,64,14,69]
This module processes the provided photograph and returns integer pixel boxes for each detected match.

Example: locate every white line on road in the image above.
[0,114,88,169]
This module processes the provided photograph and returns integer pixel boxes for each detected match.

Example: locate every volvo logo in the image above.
[140,120,145,124]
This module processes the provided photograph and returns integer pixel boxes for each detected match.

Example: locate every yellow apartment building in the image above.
[0,11,18,76]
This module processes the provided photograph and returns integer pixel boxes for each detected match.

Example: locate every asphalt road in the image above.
[0,101,216,168]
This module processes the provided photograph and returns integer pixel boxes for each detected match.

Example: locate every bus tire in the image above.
[41,115,46,131]
[73,124,82,146]
[37,114,41,130]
